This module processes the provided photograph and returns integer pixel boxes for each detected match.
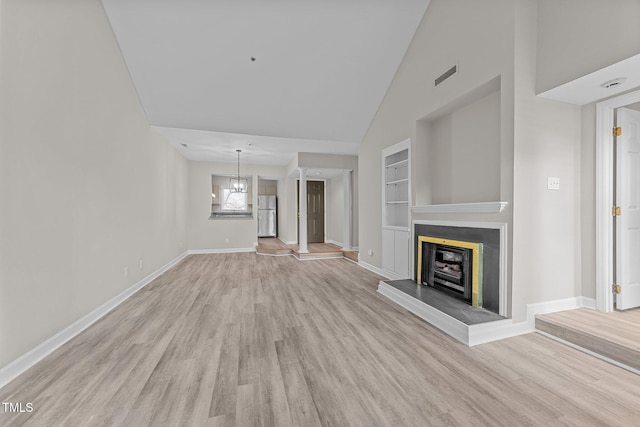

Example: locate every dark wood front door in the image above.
[298,180,325,244]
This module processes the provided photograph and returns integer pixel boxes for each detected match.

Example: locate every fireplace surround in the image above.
[414,223,502,315]
[377,220,508,345]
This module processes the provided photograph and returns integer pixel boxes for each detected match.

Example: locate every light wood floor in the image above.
[1,253,640,426]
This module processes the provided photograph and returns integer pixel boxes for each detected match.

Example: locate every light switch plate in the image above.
[547,177,560,190]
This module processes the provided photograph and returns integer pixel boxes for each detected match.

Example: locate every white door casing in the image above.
[615,108,640,309]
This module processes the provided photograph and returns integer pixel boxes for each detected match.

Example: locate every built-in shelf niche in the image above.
[382,139,411,279]
[416,76,502,206]
[384,149,409,228]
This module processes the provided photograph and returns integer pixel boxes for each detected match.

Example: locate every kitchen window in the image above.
[210,174,253,218]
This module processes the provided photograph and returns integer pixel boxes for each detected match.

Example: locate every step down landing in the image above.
[536,309,640,373]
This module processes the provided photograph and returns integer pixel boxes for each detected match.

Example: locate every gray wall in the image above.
[580,103,597,298]
[536,0,640,300]
[536,0,640,94]
[423,90,501,204]
[359,0,639,321]
[327,175,344,245]
[0,0,188,368]
[512,0,583,310]
[358,0,516,314]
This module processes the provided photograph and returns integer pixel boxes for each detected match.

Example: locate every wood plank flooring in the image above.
[256,237,343,253]
[256,238,358,261]
[1,253,640,426]
[536,307,640,371]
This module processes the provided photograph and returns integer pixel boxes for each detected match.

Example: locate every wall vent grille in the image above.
[435,65,457,87]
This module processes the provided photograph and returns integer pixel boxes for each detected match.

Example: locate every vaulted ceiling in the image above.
[101,0,431,164]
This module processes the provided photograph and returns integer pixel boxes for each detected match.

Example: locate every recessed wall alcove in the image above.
[415,76,502,206]
[378,77,511,346]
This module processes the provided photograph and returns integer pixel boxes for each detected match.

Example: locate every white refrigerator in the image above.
[257,195,277,237]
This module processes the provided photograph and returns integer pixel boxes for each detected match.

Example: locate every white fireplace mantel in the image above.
[411,201,508,214]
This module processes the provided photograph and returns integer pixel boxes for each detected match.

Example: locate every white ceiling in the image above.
[153,126,359,165]
[101,0,431,164]
[538,53,640,106]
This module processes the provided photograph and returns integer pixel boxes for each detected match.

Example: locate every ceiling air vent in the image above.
[435,65,457,87]
[600,77,626,89]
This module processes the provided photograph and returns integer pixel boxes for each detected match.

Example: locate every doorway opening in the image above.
[297,180,325,244]
[596,89,640,312]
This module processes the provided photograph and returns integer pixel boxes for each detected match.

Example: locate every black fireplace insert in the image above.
[422,243,473,304]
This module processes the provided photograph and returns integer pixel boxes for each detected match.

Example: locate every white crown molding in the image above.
[411,201,508,214]
[0,251,189,390]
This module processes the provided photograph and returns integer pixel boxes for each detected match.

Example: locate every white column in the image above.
[298,167,309,253]
[342,169,352,251]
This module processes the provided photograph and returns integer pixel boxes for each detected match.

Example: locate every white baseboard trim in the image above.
[579,296,597,309]
[536,330,640,376]
[326,239,343,247]
[377,281,532,346]
[526,296,595,329]
[357,260,388,278]
[343,256,360,265]
[188,248,255,255]
[0,251,189,390]
[381,270,409,281]
[468,319,532,346]
[283,240,297,245]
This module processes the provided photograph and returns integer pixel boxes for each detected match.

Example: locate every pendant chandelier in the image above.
[229,149,248,193]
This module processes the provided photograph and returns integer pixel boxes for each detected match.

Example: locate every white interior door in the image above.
[615,107,640,309]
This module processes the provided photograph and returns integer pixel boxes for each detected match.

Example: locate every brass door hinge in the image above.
[613,127,622,137]
[612,206,622,216]
[612,284,621,294]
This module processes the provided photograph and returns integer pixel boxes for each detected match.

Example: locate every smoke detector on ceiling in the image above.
[600,77,627,89]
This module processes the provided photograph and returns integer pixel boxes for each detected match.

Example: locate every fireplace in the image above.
[413,223,503,316]
[417,236,483,308]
